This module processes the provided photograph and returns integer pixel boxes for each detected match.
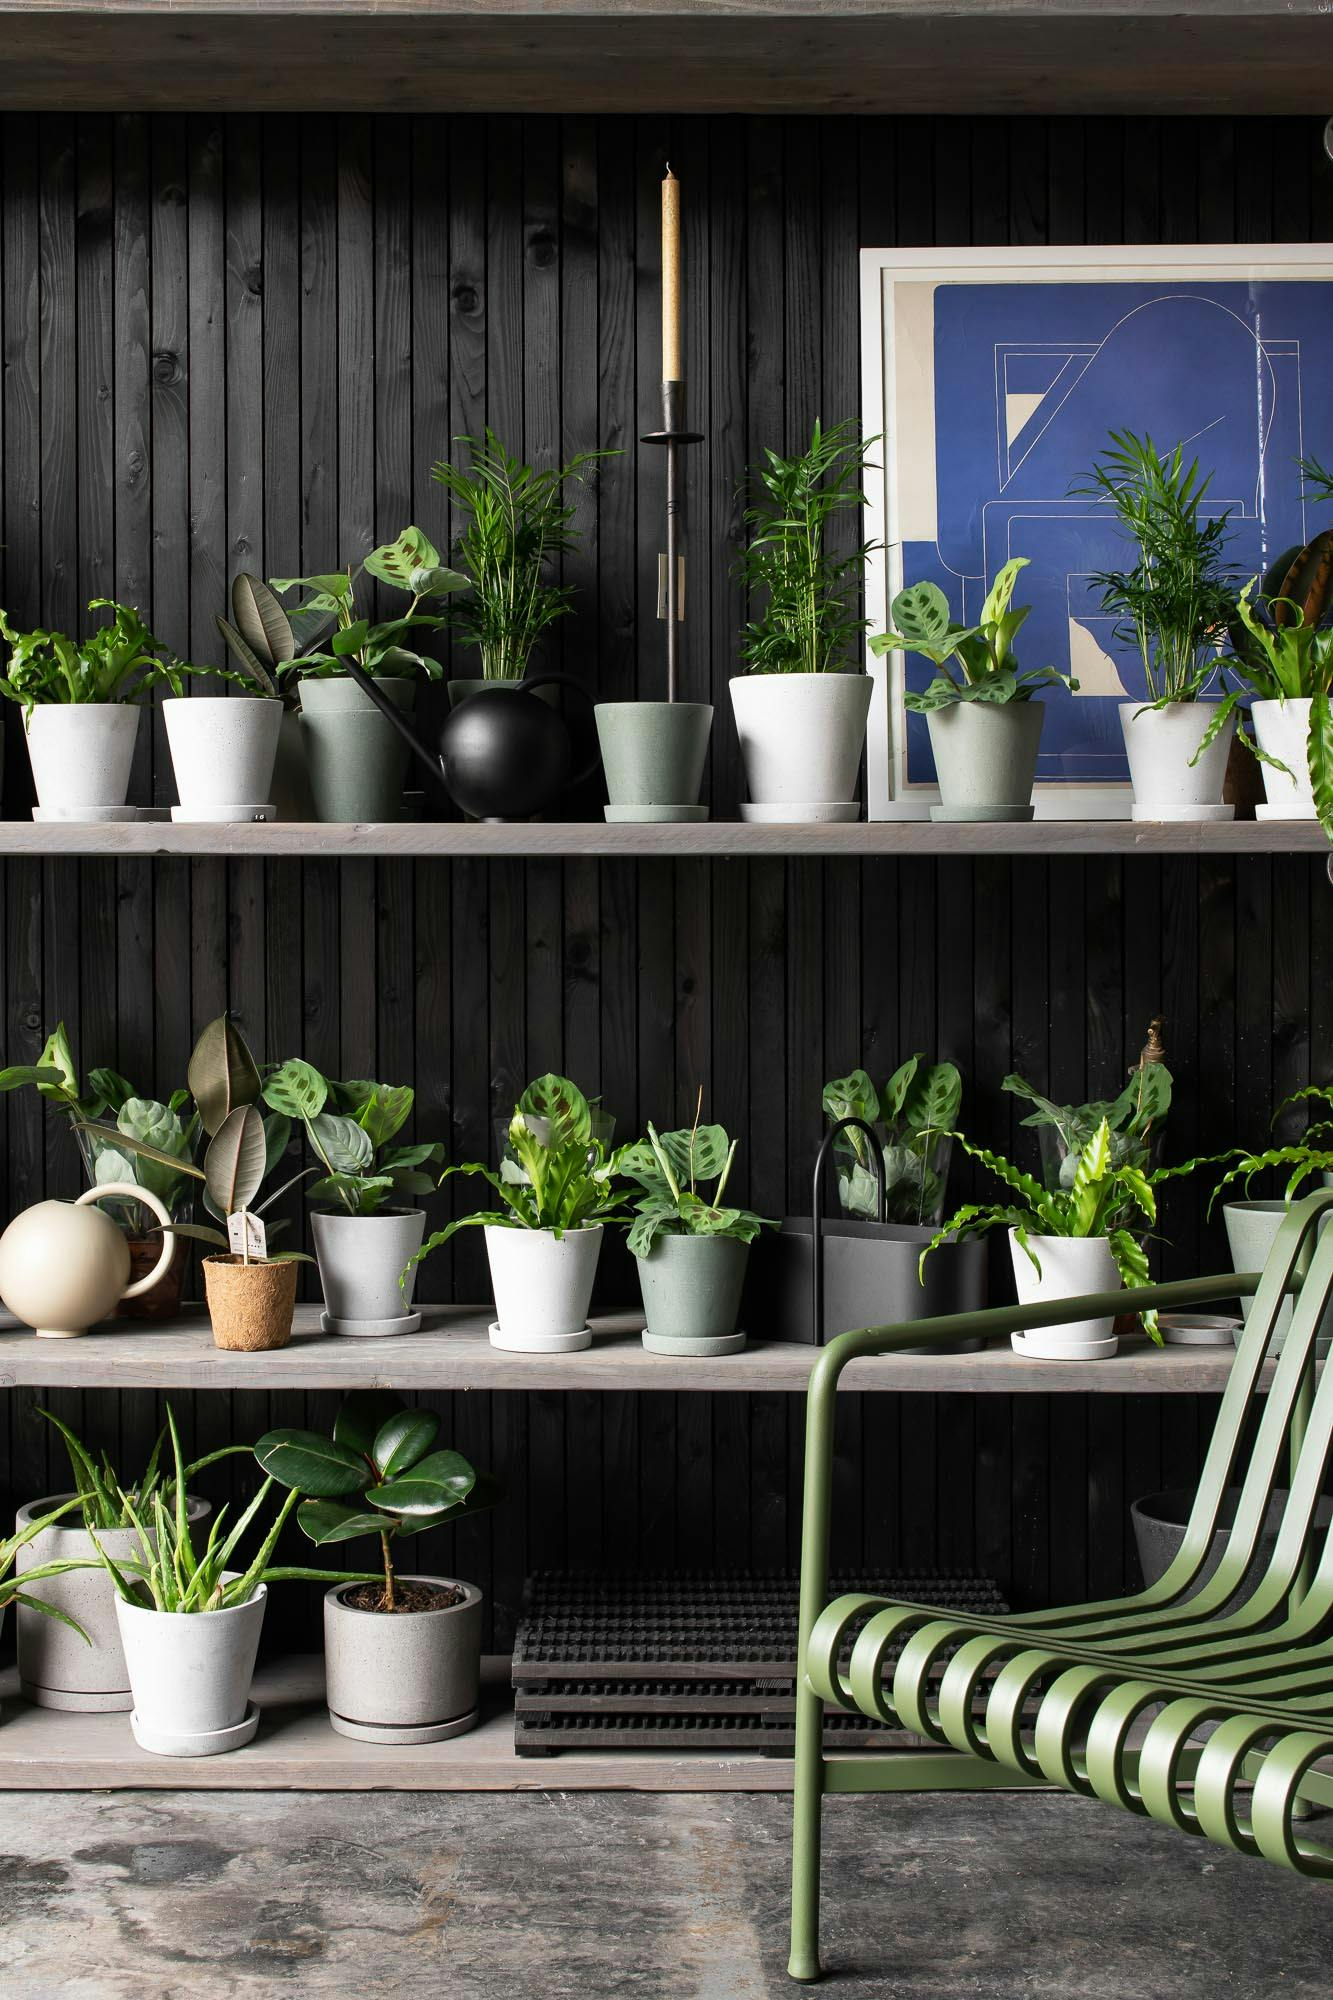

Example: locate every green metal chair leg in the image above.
[788,1677,826,1983]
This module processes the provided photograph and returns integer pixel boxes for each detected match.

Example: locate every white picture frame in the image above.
[860,243,1333,821]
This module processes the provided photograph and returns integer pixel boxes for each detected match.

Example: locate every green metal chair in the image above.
[789,1190,1333,1983]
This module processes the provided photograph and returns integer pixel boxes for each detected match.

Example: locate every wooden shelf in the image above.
[0,1303,1261,1393]
[0,819,1327,860]
[0,1656,810,1792]
[6,4,1331,113]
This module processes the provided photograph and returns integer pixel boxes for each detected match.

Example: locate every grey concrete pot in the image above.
[310,1208,426,1331]
[637,1231,750,1356]
[595,701,713,814]
[1223,1199,1333,1357]
[925,700,1044,821]
[1132,1486,1333,1613]
[16,1492,210,1711]
[117,1578,266,1756]
[298,674,416,822]
[324,1576,482,1743]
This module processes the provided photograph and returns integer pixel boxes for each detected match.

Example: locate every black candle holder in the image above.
[641,379,703,703]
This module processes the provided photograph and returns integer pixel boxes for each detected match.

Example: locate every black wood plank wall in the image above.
[0,115,1328,1646]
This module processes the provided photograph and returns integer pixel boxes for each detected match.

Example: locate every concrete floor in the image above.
[0,1788,1329,1998]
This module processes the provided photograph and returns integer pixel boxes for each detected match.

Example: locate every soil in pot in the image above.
[342,1580,464,1614]
[203,1255,297,1352]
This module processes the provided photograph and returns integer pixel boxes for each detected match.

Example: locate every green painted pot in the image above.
[636,1231,750,1356]
[298,675,416,823]
[595,701,712,813]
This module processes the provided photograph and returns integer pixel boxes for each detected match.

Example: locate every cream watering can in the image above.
[0,1183,176,1338]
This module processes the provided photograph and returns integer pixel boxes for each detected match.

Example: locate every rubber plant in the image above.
[254,1392,497,1612]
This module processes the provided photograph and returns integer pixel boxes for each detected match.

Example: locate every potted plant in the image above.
[162,638,284,825]
[269,527,466,821]
[870,559,1072,822]
[620,1106,772,1355]
[823,1057,961,1225]
[92,1411,373,1756]
[261,1058,444,1337]
[217,571,316,818]
[1208,1085,1333,1357]
[1076,431,1240,822]
[730,419,879,824]
[410,1073,628,1353]
[0,1497,98,1709]
[0,598,182,821]
[1220,578,1333,830]
[921,1117,1165,1360]
[79,1014,312,1352]
[256,1392,496,1742]
[15,1407,235,1711]
[1002,1022,1172,1193]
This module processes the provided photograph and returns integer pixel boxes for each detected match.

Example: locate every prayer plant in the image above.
[619,1101,771,1258]
[266,527,467,682]
[261,1060,445,1217]
[871,558,1072,712]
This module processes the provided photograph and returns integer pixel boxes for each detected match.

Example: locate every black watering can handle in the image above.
[810,1116,886,1349]
[518,672,601,790]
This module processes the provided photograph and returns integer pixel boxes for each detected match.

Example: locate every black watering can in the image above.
[341,662,598,822]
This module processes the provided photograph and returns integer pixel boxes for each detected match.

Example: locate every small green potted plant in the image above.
[921,1117,1168,1360]
[620,1105,772,1356]
[1209,1081,1333,1356]
[1220,575,1333,832]
[161,585,285,823]
[93,1409,374,1757]
[0,598,182,821]
[1002,1024,1172,1193]
[823,1057,961,1225]
[256,1391,496,1743]
[267,527,466,821]
[870,557,1071,822]
[410,1073,628,1353]
[261,1058,445,1337]
[730,419,880,824]
[0,1498,101,1716]
[1075,431,1239,821]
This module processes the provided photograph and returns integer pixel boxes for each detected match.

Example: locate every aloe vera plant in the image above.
[0,1497,99,1642]
[871,559,1072,712]
[37,1406,248,1534]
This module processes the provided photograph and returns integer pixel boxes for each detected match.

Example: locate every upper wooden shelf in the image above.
[0,819,1326,860]
[4,3,1331,113]
[0,1302,1262,1393]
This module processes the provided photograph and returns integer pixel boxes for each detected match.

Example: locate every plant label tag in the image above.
[227,1211,268,1260]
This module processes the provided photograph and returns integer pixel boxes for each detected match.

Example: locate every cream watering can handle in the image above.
[75,1183,176,1300]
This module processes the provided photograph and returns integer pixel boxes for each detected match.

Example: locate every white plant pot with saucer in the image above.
[162,695,283,823]
[483,1223,603,1352]
[15,1492,210,1712]
[1008,1230,1122,1359]
[323,1576,482,1743]
[310,1207,427,1338]
[116,1576,266,1756]
[729,672,872,823]
[24,704,141,821]
[1119,701,1234,822]
[1251,699,1316,820]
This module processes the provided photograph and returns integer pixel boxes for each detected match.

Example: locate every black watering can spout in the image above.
[340,658,447,788]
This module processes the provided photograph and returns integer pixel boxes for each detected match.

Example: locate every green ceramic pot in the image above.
[298,675,415,823]
[595,701,712,816]
[636,1231,749,1356]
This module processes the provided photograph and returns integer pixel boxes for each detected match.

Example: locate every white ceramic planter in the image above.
[310,1208,427,1335]
[925,702,1044,822]
[163,696,283,817]
[24,704,140,817]
[483,1223,603,1351]
[1008,1230,1122,1358]
[1223,1200,1333,1357]
[1119,701,1234,822]
[115,1578,266,1756]
[324,1577,482,1743]
[16,1493,210,1711]
[1251,698,1316,819]
[729,673,872,821]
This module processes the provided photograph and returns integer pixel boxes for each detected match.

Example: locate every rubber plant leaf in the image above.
[295,1500,389,1545]
[189,1014,262,1139]
[254,1428,367,1498]
[334,1392,407,1459]
[231,572,295,666]
[204,1103,268,1218]
[372,1409,440,1480]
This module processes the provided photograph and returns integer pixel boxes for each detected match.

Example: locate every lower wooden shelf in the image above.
[0,1304,1260,1392]
[0,1657,807,1794]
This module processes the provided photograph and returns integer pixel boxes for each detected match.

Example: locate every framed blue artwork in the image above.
[860,246,1333,819]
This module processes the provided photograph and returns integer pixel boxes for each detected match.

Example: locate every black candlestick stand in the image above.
[641,379,703,702]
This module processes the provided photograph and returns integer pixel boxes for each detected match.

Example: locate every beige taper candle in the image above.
[662,165,682,382]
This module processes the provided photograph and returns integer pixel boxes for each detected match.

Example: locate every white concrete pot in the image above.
[484,1223,603,1350]
[729,673,872,816]
[925,701,1044,821]
[1009,1230,1122,1358]
[1223,1199,1333,1358]
[115,1578,266,1755]
[310,1207,426,1327]
[163,696,283,815]
[1251,698,1316,818]
[24,704,140,814]
[16,1493,210,1711]
[1119,701,1234,821]
[324,1577,482,1743]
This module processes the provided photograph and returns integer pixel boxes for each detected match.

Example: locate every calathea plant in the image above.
[822,1057,962,1226]
[871,559,1071,711]
[619,1111,770,1258]
[261,1060,444,1216]
[267,527,467,682]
